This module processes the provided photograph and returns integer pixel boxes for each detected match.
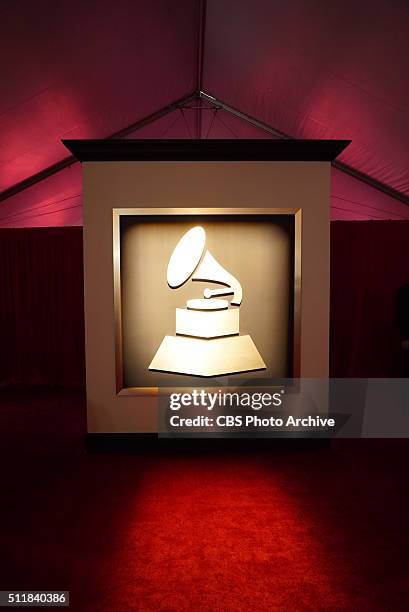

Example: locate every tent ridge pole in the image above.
[196,0,207,138]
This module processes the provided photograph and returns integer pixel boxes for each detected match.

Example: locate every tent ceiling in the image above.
[0,0,199,193]
[204,0,409,199]
[0,0,408,219]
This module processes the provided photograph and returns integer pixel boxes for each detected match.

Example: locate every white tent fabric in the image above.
[204,0,409,197]
[0,0,408,226]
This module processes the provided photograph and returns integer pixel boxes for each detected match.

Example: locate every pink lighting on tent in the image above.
[0,0,408,226]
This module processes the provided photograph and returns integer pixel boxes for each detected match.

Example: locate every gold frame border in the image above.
[113,208,302,396]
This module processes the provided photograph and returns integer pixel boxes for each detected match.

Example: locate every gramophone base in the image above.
[149,334,266,377]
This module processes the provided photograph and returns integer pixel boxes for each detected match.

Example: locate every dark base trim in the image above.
[86,433,331,453]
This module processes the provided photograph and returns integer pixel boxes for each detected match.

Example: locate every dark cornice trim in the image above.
[62,138,350,162]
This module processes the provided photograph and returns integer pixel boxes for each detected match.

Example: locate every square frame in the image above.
[113,207,302,395]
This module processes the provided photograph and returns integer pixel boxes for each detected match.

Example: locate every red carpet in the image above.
[0,389,408,611]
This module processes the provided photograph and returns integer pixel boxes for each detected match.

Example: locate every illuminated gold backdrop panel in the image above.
[119,215,294,387]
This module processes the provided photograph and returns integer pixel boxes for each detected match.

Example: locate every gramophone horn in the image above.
[167,226,206,288]
[166,225,242,305]
[192,250,242,306]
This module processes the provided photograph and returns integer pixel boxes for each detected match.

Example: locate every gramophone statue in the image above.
[149,226,266,377]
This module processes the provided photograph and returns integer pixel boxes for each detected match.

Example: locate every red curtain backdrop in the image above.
[330,220,409,377]
[0,222,408,386]
[0,227,85,386]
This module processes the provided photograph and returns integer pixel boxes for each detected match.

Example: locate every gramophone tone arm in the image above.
[191,250,243,306]
[195,278,242,305]
[204,287,233,299]
[202,279,242,306]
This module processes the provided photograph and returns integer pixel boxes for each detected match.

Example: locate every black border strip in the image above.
[63,138,350,162]
[86,433,330,453]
